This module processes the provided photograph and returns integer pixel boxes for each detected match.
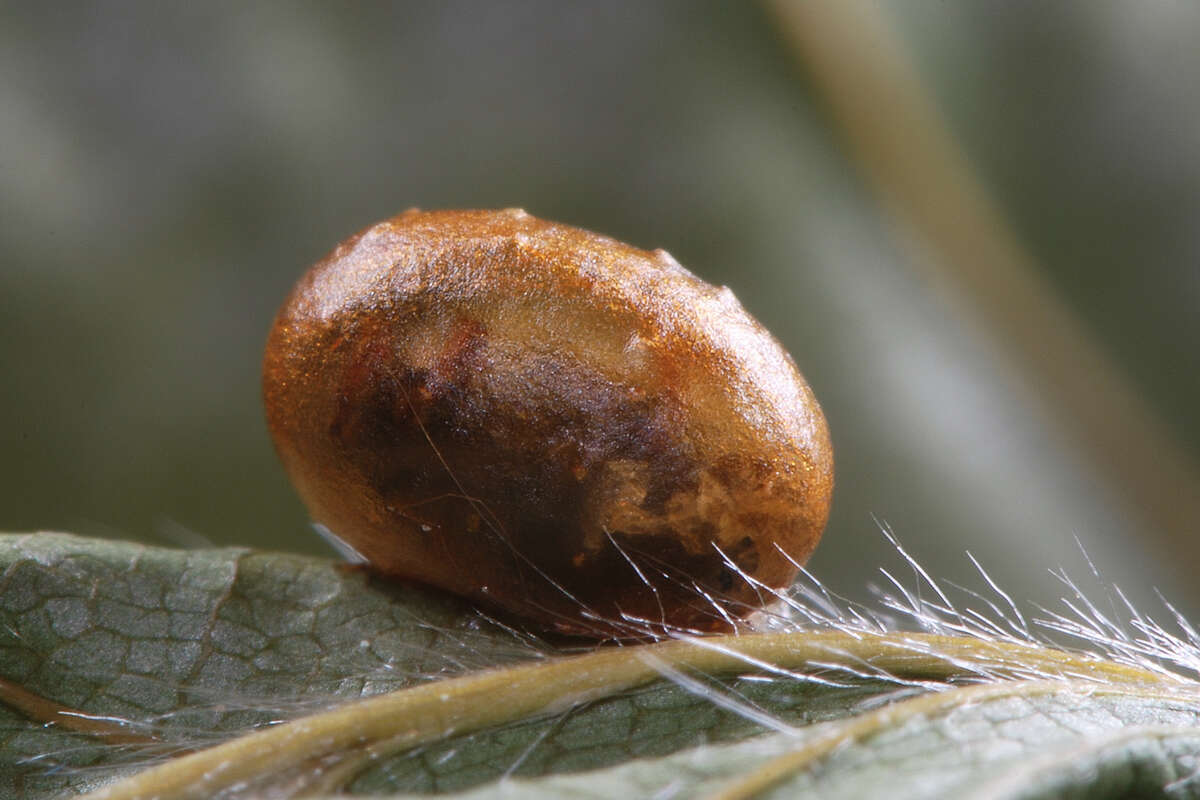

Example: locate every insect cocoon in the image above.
[263,209,833,636]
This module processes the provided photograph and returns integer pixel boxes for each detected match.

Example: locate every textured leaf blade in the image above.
[0,532,543,796]
[420,690,1200,799]
[2,533,1200,800]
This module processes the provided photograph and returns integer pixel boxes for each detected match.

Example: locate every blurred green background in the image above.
[2,2,1198,619]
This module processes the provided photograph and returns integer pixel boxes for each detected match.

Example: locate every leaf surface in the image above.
[1,534,1198,800]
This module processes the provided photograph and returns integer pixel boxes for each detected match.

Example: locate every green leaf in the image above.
[1,533,1198,799]
[0,532,544,797]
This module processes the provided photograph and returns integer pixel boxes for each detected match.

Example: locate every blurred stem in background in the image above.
[764,1,1200,566]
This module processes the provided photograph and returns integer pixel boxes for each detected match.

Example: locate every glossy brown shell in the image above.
[263,209,833,636]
